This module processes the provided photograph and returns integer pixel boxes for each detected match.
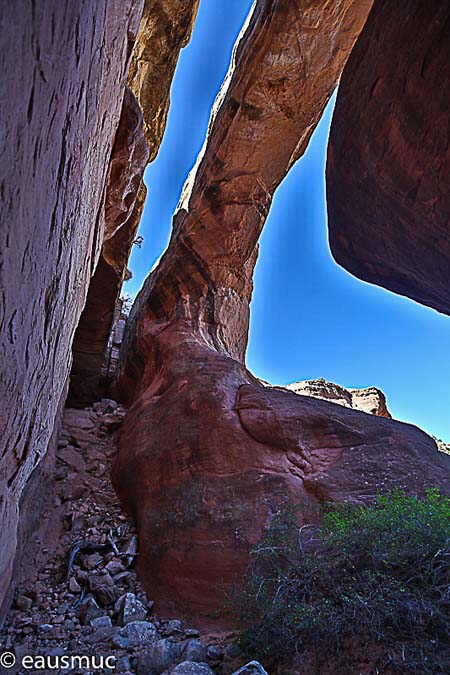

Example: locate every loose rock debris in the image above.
[0,400,265,675]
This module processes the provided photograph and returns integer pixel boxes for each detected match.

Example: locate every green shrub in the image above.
[233,490,450,673]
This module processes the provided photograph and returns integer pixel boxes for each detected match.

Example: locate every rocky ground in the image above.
[0,401,267,675]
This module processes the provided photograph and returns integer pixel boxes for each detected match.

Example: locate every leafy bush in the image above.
[233,490,450,673]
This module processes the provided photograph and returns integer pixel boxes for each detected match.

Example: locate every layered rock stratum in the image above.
[285,378,391,418]
[68,0,199,406]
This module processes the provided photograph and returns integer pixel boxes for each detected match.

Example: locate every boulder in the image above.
[114,620,157,648]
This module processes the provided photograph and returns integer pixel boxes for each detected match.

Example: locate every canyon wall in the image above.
[327,0,450,317]
[67,88,149,406]
[111,0,450,628]
[68,0,200,406]
[0,0,146,620]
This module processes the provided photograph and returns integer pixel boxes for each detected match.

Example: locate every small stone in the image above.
[105,559,126,576]
[90,615,112,629]
[184,628,200,638]
[85,626,120,644]
[206,645,222,661]
[223,644,242,661]
[56,603,69,615]
[182,640,208,663]
[69,577,81,593]
[113,571,131,582]
[15,594,32,611]
[82,553,103,570]
[116,592,147,625]
[137,639,184,675]
[94,399,119,414]
[100,413,124,431]
[120,535,138,566]
[170,662,214,675]
[116,655,132,672]
[89,572,116,606]
[113,620,157,648]
[163,619,182,636]
[230,662,269,675]
[77,596,103,626]
[39,623,53,632]
[58,446,87,472]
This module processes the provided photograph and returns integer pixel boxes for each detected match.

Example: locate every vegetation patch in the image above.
[233,490,450,673]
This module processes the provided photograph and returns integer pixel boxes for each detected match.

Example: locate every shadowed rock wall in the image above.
[0,0,144,620]
[68,89,149,406]
[327,0,450,316]
[68,0,200,406]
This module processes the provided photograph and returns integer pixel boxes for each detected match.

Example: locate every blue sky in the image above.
[127,0,450,441]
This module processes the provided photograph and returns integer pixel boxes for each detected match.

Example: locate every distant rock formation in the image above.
[285,378,392,418]
[436,439,450,456]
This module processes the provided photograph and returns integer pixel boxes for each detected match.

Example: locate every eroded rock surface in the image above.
[68,0,200,407]
[0,0,144,620]
[112,0,445,629]
[128,0,200,159]
[68,89,149,406]
[285,378,391,418]
[327,0,450,316]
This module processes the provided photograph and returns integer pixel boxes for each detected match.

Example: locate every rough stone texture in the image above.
[285,378,391,418]
[0,0,144,620]
[437,439,450,456]
[327,0,450,316]
[235,384,450,505]
[128,0,200,159]
[68,90,149,406]
[68,0,200,406]
[113,0,415,628]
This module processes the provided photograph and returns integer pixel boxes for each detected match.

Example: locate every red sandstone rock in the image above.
[69,0,199,406]
[327,0,450,316]
[113,0,424,628]
[68,89,149,406]
[128,0,200,159]
[0,0,144,619]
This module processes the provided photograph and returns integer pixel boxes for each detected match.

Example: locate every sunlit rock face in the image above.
[285,379,391,419]
[111,0,450,628]
[327,0,450,317]
[0,0,144,620]
[128,0,200,160]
